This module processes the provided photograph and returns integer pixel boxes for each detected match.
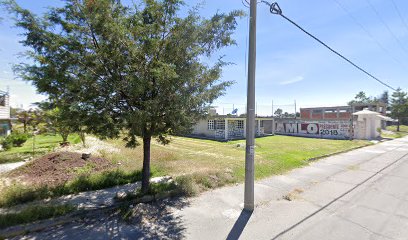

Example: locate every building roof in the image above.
[351,102,387,107]
[300,106,350,110]
[352,109,379,115]
[376,115,397,122]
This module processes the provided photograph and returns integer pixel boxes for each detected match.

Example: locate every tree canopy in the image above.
[5,0,244,192]
[390,88,408,131]
[348,91,390,106]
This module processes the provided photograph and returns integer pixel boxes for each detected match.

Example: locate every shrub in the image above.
[1,133,29,150]
[0,137,12,151]
[174,175,200,197]
[11,133,29,147]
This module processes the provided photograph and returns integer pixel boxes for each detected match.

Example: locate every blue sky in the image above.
[1,0,407,115]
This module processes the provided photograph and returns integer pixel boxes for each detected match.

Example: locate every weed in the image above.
[0,204,75,229]
[0,169,142,207]
[174,175,200,197]
[74,162,96,175]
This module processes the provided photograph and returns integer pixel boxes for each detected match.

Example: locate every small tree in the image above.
[47,108,72,143]
[390,88,408,132]
[37,100,87,145]
[274,108,283,118]
[16,110,34,133]
[6,0,244,193]
[348,91,373,105]
[379,91,389,105]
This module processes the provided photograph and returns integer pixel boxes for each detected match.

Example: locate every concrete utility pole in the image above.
[294,100,297,119]
[244,0,257,211]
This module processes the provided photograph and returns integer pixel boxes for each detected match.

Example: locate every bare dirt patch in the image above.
[9,152,112,187]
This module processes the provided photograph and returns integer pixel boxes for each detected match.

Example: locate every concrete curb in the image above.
[0,191,175,239]
[0,204,118,238]
[307,142,375,162]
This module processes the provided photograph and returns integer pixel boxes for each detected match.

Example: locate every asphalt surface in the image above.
[7,136,408,240]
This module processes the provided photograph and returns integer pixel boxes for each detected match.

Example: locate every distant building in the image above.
[300,106,352,120]
[300,102,387,121]
[190,110,274,140]
[0,90,11,136]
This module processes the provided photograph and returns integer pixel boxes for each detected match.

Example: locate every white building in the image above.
[191,115,274,141]
[352,109,385,140]
[0,90,11,136]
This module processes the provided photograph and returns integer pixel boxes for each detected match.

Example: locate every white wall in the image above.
[0,94,10,119]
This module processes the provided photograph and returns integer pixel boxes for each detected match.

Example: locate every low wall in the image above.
[274,120,352,140]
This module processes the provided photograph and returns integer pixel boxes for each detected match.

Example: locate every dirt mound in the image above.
[10,152,112,187]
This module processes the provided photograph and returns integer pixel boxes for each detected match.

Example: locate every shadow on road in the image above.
[12,197,189,240]
[226,209,253,240]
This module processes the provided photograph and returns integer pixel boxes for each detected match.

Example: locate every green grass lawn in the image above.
[104,135,371,183]
[0,134,81,164]
[382,125,408,139]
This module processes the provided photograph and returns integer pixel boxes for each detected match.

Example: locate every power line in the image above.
[390,0,408,36]
[365,0,408,57]
[332,0,407,69]
[261,1,396,91]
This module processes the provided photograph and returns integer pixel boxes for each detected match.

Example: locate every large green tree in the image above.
[5,0,243,192]
[390,88,408,131]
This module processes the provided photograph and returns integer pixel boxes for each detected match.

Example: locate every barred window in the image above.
[237,120,244,129]
[216,120,225,130]
[312,109,323,114]
[0,95,5,106]
[208,120,215,130]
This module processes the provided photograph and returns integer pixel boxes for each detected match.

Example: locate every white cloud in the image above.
[279,76,304,85]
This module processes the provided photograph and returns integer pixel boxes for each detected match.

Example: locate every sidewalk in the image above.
[0,161,25,174]
[178,136,408,239]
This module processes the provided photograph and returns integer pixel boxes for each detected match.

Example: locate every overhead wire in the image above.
[331,0,407,69]
[390,0,408,36]
[364,0,408,57]
[261,1,396,91]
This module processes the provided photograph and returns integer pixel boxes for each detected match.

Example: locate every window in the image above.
[216,120,225,130]
[312,109,322,114]
[237,120,244,129]
[208,120,215,130]
[0,95,5,107]
[260,120,264,127]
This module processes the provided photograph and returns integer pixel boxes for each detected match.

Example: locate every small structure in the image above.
[352,109,383,140]
[0,90,11,136]
[351,102,387,115]
[191,115,274,140]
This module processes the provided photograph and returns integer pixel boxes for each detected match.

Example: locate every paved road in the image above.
[7,137,408,240]
[0,162,25,174]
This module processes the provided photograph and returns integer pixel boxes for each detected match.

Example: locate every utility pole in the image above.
[294,100,297,119]
[245,0,257,211]
[272,100,274,117]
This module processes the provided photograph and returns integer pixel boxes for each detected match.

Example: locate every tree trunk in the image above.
[397,119,400,132]
[79,132,86,147]
[141,135,152,194]
[61,132,69,143]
